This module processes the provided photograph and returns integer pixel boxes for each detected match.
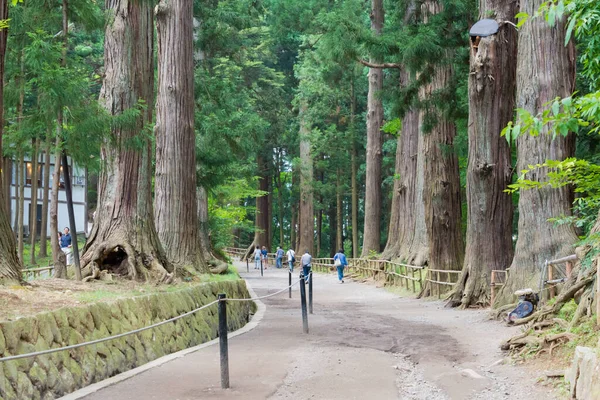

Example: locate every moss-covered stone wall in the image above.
[0,280,254,400]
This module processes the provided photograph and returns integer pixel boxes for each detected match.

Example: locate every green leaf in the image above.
[547,7,556,27]
[552,100,560,116]
[516,12,529,28]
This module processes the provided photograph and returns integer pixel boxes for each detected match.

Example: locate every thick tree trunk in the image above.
[351,143,359,258]
[3,159,10,215]
[420,1,464,291]
[39,141,51,258]
[0,183,21,284]
[361,0,384,257]
[154,0,205,272]
[381,95,429,264]
[495,0,578,306]
[81,0,172,283]
[298,104,314,254]
[450,0,517,308]
[29,139,40,265]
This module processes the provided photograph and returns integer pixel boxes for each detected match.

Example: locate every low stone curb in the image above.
[60,279,265,400]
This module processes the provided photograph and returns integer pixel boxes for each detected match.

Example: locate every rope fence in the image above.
[0,274,307,364]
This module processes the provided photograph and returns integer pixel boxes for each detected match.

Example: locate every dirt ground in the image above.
[0,277,209,321]
[77,263,565,400]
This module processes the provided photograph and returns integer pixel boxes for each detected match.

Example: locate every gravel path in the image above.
[79,264,561,400]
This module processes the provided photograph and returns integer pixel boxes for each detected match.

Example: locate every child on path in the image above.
[261,246,268,269]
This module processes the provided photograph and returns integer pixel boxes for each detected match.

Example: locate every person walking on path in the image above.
[333,249,348,283]
[287,248,296,272]
[253,246,262,270]
[261,246,269,269]
[300,250,312,284]
[276,246,284,269]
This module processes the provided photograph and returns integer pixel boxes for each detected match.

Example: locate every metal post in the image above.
[217,294,229,389]
[260,258,263,277]
[299,273,309,333]
[288,270,292,299]
[246,258,249,273]
[308,272,313,314]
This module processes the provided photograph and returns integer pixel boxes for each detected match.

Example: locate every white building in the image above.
[9,154,88,237]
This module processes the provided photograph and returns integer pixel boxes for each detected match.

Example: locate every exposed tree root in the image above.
[208,258,228,274]
[490,302,517,320]
[81,238,173,284]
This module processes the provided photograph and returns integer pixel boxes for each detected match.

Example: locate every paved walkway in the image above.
[77,263,558,400]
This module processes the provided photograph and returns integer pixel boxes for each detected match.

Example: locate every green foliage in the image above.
[208,178,267,250]
[507,158,600,238]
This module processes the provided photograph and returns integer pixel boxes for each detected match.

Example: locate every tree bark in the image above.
[361,0,384,257]
[29,139,40,265]
[298,104,314,254]
[81,0,172,283]
[3,159,10,215]
[420,1,464,287]
[381,74,429,265]
[450,1,517,308]
[39,140,51,258]
[0,177,21,284]
[154,0,206,272]
[495,0,578,305]
[350,79,359,258]
[197,186,211,256]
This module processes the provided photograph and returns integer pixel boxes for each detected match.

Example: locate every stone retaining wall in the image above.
[0,280,254,400]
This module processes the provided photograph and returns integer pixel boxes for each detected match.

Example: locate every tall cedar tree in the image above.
[297,103,314,254]
[154,0,207,272]
[382,71,428,265]
[495,0,578,305]
[0,0,21,282]
[361,0,384,256]
[420,0,464,294]
[450,0,517,307]
[81,0,172,282]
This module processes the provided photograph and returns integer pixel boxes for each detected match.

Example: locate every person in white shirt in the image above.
[300,250,312,284]
[286,248,296,272]
[253,246,262,270]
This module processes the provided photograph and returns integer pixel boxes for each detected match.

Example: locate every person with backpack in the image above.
[261,246,269,269]
[276,246,285,268]
[300,250,312,284]
[286,248,296,272]
[333,249,348,283]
